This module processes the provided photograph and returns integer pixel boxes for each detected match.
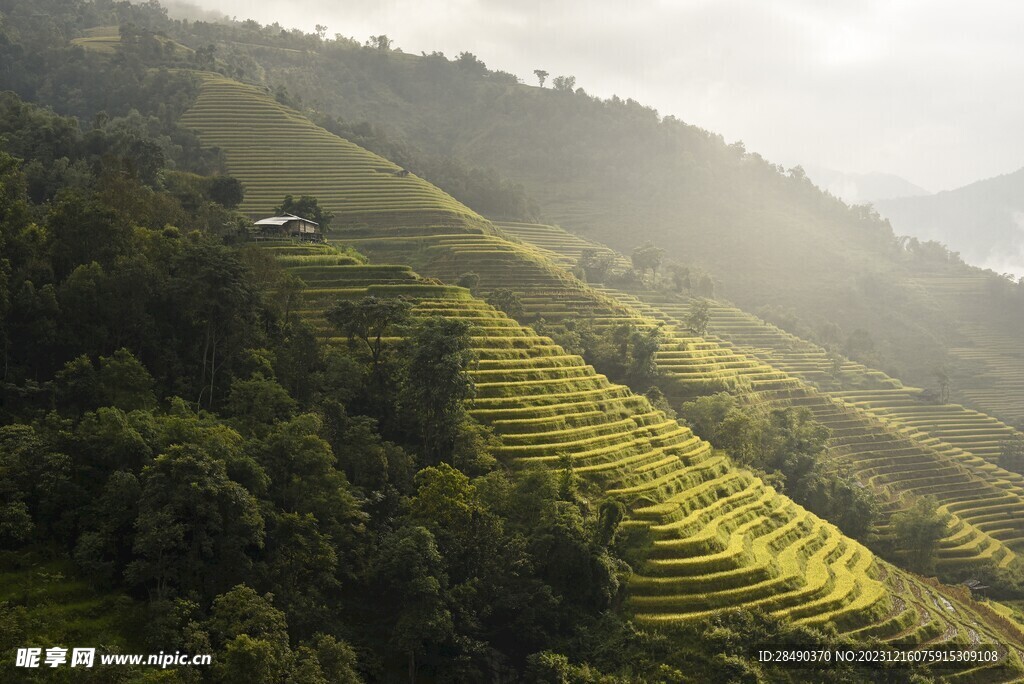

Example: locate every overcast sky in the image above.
[177,0,1023,192]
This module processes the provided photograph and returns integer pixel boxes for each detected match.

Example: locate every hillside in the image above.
[876,168,1024,278]
[271,240,1024,678]
[136,15,1024,405]
[9,1,1024,407]
[180,73,492,233]
[497,223,1024,584]
[172,63,1024,630]
[4,2,1024,679]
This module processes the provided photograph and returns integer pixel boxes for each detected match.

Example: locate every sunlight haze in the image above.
[172,0,1024,193]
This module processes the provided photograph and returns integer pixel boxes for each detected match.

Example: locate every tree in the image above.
[0,424,75,538]
[209,176,244,208]
[372,526,452,682]
[96,348,158,411]
[367,35,393,51]
[695,273,715,297]
[552,75,576,92]
[169,240,263,409]
[326,296,411,380]
[828,350,844,382]
[205,584,293,684]
[577,248,617,283]
[256,414,364,532]
[626,325,662,386]
[595,499,625,548]
[533,70,549,88]
[259,511,340,637]
[127,444,264,601]
[844,329,875,361]
[631,241,664,280]
[456,272,480,293]
[529,503,620,611]
[305,635,362,683]
[666,263,690,292]
[47,191,134,280]
[486,288,525,319]
[1000,435,1024,475]
[456,52,486,73]
[686,299,711,337]
[274,194,334,232]
[322,402,413,494]
[225,374,298,437]
[892,495,949,573]
[400,317,476,463]
[54,354,100,414]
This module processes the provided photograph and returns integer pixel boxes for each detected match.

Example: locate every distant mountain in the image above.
[875,167,1024,277]
[801,165,931,204]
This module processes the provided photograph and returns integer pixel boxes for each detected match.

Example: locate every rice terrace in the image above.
[2,1,1024,682]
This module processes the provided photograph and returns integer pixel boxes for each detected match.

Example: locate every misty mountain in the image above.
[875,167,1024,277]
[801,165,930,204]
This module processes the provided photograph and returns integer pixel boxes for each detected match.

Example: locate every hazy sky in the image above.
[178,0,1023,192]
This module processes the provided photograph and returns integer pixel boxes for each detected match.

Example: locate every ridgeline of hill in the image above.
[114,11,1024,428]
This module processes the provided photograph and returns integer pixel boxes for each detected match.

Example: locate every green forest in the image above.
[3,1,1024,682]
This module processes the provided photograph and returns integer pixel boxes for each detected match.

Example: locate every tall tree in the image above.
[400,317,476,464]
[127,444,264,601]
[892,495,949,574]
[372,526,452,683]
[326,296,411,385]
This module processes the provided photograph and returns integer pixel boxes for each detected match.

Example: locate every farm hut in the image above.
[254,213,322,241]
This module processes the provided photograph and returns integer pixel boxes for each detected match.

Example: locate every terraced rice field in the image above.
[616,290,1024,569]
[487,223,1024,574]
[497,221,631,271]
[178,77,1024,672]
[621,294,1024,489]
[72,25,194,57]
[260,239,1024,678]
[337,223,1024,577]
[344,232,622,312]
[71,26,122,53]
[630,291,1024,474]
[949,321,1024,430]
[180,73,490,232]
[907,272,1024,429]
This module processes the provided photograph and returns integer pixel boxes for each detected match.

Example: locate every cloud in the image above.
[979,212,1024,279]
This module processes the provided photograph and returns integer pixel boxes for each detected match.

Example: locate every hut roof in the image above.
[254,213,319,227]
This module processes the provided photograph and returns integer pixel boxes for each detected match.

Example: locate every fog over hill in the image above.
[801,165,930,205]
[876,167,1024,278]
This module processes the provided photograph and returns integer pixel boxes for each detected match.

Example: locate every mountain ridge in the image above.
[876,166,1024,278]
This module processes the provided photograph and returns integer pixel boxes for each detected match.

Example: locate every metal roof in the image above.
[254,213,319,227]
